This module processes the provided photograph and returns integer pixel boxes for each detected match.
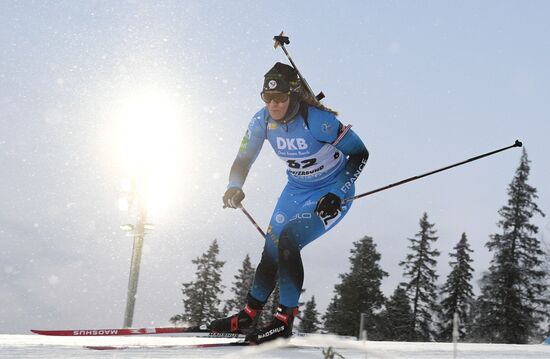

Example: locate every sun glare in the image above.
[113,87,184,218]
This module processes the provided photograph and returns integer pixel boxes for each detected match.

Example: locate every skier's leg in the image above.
[277,184,355,308]
[248,183,297,302]
[210,184,296,333]
[248,232,279,303]
[247,184,355,343]
[277,225,304,308]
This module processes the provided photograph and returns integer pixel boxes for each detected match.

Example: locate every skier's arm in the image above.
[308,108,369,198]
[332,127,369,197]
[227,113,267,189]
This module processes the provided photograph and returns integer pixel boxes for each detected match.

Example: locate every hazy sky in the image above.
[1,1,549,333]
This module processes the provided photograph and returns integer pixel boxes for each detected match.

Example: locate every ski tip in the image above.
[30,329,50,335]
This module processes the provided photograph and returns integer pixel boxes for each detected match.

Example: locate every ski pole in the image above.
[240,205,266,238]
[343,140,523,204]
[273,32,325,102]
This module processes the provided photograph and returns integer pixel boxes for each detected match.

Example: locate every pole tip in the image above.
[514,139,523,147]
[273,31,289,48]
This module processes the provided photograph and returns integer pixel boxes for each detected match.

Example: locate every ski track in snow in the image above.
[0,334,549,359]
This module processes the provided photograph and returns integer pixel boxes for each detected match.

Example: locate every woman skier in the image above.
[209,62,369,344]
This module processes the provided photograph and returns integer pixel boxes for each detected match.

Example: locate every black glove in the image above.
[223,187,245,209]
[315,192,342,218]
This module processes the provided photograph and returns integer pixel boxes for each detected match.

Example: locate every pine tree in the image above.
[399,212,440,341]
[323,294,342,333]
[438,232,475,341]
[170,239,225,326]
[378,286,414,341]
[466,292,486,343]
[223,254,255,314]
[541,238,550,338]
[298,295,321,333]
[475,149,547,344]
[323,236,388,337]
[543,238,550,343]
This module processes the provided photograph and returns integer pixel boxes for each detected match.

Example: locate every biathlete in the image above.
[209,62,369,344]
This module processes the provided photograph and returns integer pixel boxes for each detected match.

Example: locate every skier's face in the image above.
[263,92,290,121]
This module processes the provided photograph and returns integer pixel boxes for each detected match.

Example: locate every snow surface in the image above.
[1,334,549,359]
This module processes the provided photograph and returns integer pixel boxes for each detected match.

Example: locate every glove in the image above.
[315,192,342,218]
[223,187,245,209]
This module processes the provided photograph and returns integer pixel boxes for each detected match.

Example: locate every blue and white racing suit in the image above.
[228,104,369,308]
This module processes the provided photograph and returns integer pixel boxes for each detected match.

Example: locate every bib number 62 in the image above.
[287,158,317,169]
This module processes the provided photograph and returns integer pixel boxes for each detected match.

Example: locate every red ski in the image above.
[30,325,240,337]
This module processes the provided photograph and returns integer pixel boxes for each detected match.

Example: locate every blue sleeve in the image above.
[228,109,267,189]
[333,128,369,198]
[307,106,369,198]
[307,107,341,143]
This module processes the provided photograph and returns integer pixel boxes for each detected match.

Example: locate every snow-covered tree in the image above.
[475,149,547,344]
[438,232,474,341]
[223,254,255,314]
[170,239,225,326]
[378,286,414,341]
[324,236,387,337]
[399,212,440,341]
[323,294,341,333]
[298,295,321,333]
[541,237,550,338]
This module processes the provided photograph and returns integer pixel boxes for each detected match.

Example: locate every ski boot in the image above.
[209,294,264,334]
[246,305,298,344]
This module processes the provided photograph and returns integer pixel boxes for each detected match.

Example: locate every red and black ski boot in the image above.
[209,294,264,334]
[245,305,298,344]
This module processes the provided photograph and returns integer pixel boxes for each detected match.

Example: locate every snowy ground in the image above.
[1,334,549,359]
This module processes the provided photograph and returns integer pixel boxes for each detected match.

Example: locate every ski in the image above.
[85,340,318,351]
[85,341,251,350]
[30,324,240,338]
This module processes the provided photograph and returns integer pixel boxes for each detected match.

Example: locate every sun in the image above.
[112,86,185,219]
